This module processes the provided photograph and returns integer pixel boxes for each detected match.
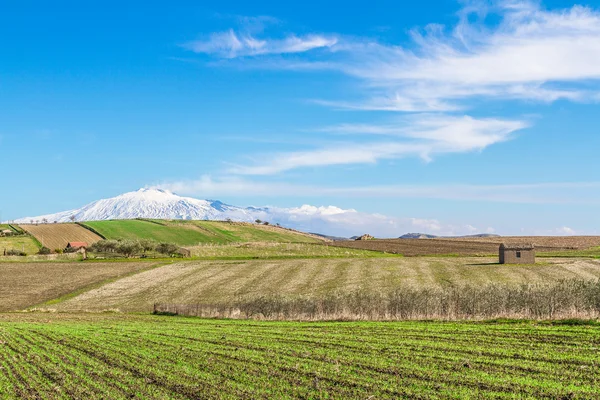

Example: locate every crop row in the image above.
[0,315,599,399]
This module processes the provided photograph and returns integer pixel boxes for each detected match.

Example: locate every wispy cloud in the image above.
[154,176,600,205]
[185,2,600,111]
[320,1,600,110]
[227,115,527,174]
[177,2,600,179]
[183,29,338,58]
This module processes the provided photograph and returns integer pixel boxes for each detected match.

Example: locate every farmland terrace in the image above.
[46,257,600,313]
[82,219,324,246]
[330,236,600,256]
[18,223,102,251]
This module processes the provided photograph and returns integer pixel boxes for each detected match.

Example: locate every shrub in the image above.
[54,248,64,254]
[89,240,120,253]
[157,243,180,257]
[116,240,143,258]
[6,249,26,256]
[38,247,52,255]
[139,239,157,253]
[155,279,600,321]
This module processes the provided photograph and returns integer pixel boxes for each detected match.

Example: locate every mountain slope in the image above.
[15,188,260,223]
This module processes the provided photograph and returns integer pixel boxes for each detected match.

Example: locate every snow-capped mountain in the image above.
[11,188,487,237]
[14,188,265,223]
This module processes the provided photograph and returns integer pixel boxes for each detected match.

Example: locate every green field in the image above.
[186,242,395,259]
[82,219,322,246]
[539,246,600,258]
[0,236,40,255]
[0,224,15,232]
[0,313,598,399]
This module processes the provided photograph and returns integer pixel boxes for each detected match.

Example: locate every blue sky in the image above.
[1,0,600,235]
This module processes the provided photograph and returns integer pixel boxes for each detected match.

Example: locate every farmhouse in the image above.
[0,229,13,236]
[499,243,535,264]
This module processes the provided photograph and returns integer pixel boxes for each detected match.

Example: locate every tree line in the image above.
[89,239,182,258]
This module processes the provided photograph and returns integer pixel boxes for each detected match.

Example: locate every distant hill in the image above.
[399,233,501,239]
[460,234,501,238]
[399,233,438,239]
[310,233,348,241]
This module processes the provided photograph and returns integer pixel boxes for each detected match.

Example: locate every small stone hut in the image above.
[499,243,535,264]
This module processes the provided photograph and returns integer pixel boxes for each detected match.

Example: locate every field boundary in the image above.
[7,224,24,234]
[153,278,600,321]
[136,218,167,226]
[76,222,107,239]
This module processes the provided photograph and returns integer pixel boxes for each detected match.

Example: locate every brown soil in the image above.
[0,261,158,311]
[18,223,102,250]
[52,257,600,313]
[330,236,600,256]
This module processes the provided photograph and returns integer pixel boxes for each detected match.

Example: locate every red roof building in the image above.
[66,242,88,249]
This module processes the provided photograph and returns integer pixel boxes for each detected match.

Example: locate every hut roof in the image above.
[67,241,88,248]
[499,243,534,250]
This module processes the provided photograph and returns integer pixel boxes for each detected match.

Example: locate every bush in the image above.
[156,243,180,257]
[155,279,600,321]
[54,248,64,254]
[38,247,52,255]
[89,239,179,258]
[139,239,157,253]
[89,240,120,253]
[116,240,143,258]
[6,249,26,256]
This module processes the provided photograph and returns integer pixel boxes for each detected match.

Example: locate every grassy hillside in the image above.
[0,236,40,255]
[0,313,599,399]
[82,219,322,246]
[52,257,600,313]
[186,242,395,259]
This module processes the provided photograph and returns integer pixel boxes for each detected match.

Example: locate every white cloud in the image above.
[322,1,600,110]
[183,29,337,58]
[253,204,484,237]
[556,226,576,235]
[228,115,527,174]
[186,2,600,111]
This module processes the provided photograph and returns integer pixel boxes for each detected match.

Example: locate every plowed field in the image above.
[330,236,600,256]
[440,235,600,249]
[0,261,161,311]
[52,257,600,312]
[18,223,102,250]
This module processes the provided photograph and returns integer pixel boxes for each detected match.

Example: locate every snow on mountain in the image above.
[12,188,487,237]
[14,188,263,224]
